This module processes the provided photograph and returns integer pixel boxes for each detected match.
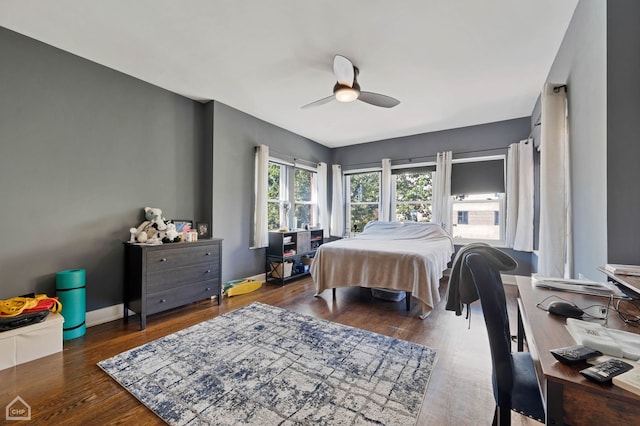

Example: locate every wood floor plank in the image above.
[0,276,538,425]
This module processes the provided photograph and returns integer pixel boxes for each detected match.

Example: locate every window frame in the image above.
[391,162,435,223]
[267,159,289,231]
[457,210,469,225]
[448,155,506,246]
[267,158,319,231]
[450,193,506,245]
[344,168,381,233]
[292,164,318,229]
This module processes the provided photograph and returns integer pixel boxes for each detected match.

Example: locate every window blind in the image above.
[451,159,505,195]
[391,165,436,175]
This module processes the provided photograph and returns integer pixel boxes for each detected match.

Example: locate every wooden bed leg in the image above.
[406,292,411,311]
[332,288,336,299]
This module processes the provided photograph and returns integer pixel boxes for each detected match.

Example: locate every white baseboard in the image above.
[86,273,267,328]
[244,272,267,282]
[86,304,134,327]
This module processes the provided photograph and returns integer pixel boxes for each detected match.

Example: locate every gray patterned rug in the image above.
[98,302,437,425]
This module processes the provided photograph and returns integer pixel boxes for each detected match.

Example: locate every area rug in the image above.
[98,302,437,425]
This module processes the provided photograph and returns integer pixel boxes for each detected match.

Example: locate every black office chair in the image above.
[464,252,545,425]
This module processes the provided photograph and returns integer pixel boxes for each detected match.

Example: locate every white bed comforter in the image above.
[310,221,454,318]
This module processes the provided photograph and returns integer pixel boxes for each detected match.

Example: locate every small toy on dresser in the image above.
[132,207,180,244]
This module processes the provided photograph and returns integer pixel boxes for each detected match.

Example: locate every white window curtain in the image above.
[538,83,572,278]
[330,164,345,237]
[390,175,398,222]
[317,162,330,238]
[506,138,534,251]
[251,144,269,248]
[432,151,452,234]
[379,158,392,222]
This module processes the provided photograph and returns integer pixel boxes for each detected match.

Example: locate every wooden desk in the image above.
[515,276,640,425]
[598,267,640,298]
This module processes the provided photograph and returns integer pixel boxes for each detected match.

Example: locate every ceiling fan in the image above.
[301,55,400,109]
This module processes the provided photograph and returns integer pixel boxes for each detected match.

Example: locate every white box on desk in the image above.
[0,313,64,371]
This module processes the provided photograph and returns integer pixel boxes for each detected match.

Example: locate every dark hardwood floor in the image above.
[0,277,538,425]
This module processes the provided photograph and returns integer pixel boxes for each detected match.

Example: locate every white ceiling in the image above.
[0,1,578,148]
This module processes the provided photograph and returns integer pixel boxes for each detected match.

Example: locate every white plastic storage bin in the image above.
[0,313,64,371]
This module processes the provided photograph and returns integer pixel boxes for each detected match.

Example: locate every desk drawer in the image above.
[147,281,219,315]
[147,263,220,293]
[146,244,220,272]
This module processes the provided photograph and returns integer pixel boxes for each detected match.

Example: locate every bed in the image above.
[310,221,454,319]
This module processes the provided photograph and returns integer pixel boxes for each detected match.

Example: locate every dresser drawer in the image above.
[146,281,219,315]
[146,244,220,272]
[123,238,223,330]
[147,263,220,293]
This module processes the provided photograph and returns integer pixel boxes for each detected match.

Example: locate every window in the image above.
[451,193,504,241]
[449,156,506,244]
[394,169,433,222]
[457,211,469,225]
[267,162,287,230]
[346,171,380,232]
[294,167,317,228]
[267,161,318,231]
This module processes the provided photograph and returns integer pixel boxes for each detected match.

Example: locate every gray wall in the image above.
[332,117,534,275]
[210,102,331,283]
[333,118,530,170]
[607,1,640,265]
[0,27,207,310]
[541,1,608,280]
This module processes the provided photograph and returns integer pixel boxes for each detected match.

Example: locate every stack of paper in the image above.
[566,318,640,360]
[532,274,627,297]
[605,264,640,277]
[613,368,640,396]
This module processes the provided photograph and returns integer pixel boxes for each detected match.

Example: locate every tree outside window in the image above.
[294,168,316,228]
[267,162,318,231]
[267,162,285,230]
[394,171,433,222]
[346,172,380,232]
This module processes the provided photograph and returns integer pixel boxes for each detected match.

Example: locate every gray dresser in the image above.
[123,238,222,330]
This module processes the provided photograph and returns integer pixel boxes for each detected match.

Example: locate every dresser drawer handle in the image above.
[206,287,211,291]
[160,299,166,303]
[205,252,211,256]
[160,258,167,262]
[205,270,211,274]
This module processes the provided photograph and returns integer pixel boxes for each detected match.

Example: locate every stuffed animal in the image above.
[144,207,167,231]
[134,207,169,243]
[162,222,180,243]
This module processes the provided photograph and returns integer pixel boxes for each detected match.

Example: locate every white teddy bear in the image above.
[134,207,168,244]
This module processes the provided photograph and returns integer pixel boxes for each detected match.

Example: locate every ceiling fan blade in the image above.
[301,95,335,109]
[333,55,355,87]
[358,91,400,108]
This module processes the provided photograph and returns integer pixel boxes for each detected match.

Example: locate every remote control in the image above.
[550,345,603,364]
[580,359,634,383]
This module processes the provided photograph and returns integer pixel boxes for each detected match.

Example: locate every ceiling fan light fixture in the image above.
[301,57,399,109]
[335,86,360,103]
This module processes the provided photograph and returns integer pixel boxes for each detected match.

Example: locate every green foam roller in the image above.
[56,269,86,340]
